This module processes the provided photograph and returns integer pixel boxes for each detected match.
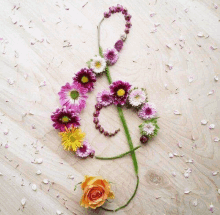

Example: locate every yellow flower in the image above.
[59,127,85,151]
[80,176,114,209]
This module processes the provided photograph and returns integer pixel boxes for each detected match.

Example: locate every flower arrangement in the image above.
[51,4,159,212]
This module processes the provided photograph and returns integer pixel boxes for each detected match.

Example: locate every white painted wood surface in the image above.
[0,0,220,214]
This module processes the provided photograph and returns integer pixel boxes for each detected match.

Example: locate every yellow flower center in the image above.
[62,116,69,123]
[135,95,140,99]
[70,135,76,142]
[81,76,89,83]
[95,61,101,68]
[117,89,125,97]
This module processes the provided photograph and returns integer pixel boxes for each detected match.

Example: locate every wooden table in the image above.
[0,0,220,214]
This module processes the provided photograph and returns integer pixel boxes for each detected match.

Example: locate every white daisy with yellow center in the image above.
[91,56,106,74]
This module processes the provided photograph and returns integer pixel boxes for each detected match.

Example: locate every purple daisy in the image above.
[58,82,88,113]
[51,106,80,132]
[76,140,95,158]
[110,80,131,106]
[73,68,96,92]
[96,90,113,107]
[103,48,119,66]
[114,40,123,52]
[138,102,157,120]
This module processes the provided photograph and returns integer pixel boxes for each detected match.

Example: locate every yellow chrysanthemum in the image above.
[59,127,85,151]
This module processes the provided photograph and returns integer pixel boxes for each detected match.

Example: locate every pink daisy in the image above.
[58,82,88,113]
[76,140,95,158]
[96,90,113,106]
[110,80,131,106]
[138,102,157,120]
[73,68,96,92]
[51,106,80,132]
[103,48,119,66]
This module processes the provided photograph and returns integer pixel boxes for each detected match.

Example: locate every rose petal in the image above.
[36,170,41,175]
[32,184,37,191]
[210,46,217,50]
[207,90,215,95]
[212,171,219,176]
[193,199,198,207]
[169,152,174,158]
[21,198,26,206]
[214,75,219,81]
[209,124,215,129]
[150,12,156,17]
[210,203,214,213]
[188,76,194,83]
[174,110,181,115]
[201,120,208,125]
[42,179,49,184]
[166,64,173,70]
[35,158,43,164]
[39,80,46,87]
[214,137,220,142]
[197,32,204,37]
[8,79,15,85]
[177,142,182,148]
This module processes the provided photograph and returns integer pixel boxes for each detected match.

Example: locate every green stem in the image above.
[101,176,139,212]
[95,146,141,160]
[117,106,138,175]
[97,17,139,211]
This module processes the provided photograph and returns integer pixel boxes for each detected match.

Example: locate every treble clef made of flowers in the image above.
[51,4,159,212]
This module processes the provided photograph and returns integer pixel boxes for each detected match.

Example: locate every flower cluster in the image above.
[102,5,132,66]
[139,118,159,143]
[51,67,100,158]
[103,4,132,35]
[94,81,159,142]
[51,4,134,158]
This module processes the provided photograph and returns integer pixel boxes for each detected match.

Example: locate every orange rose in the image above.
[80,176,114,209]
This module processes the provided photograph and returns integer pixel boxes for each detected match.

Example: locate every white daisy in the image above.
[90,56,106,74]
[128,88,147,107]
[142,122,155,135]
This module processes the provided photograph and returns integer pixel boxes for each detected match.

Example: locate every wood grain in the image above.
[0,0,220,214]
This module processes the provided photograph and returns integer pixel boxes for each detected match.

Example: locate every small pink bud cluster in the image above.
[103,4,132,35]
[93,103,120,137]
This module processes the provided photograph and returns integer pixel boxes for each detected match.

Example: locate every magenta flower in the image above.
[103,48,119,66]
[76,140,95,158]
[51,106,80,131]
[104,11,111,18]
[138,102,157,120]
[110,80,131,105]
[97,90,113,106]
[114,40,123,52]
[58,82,88,113]
[73,68,96,92]
[116,4,123,12]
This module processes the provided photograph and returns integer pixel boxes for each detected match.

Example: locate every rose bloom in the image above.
[80,176,114,209]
